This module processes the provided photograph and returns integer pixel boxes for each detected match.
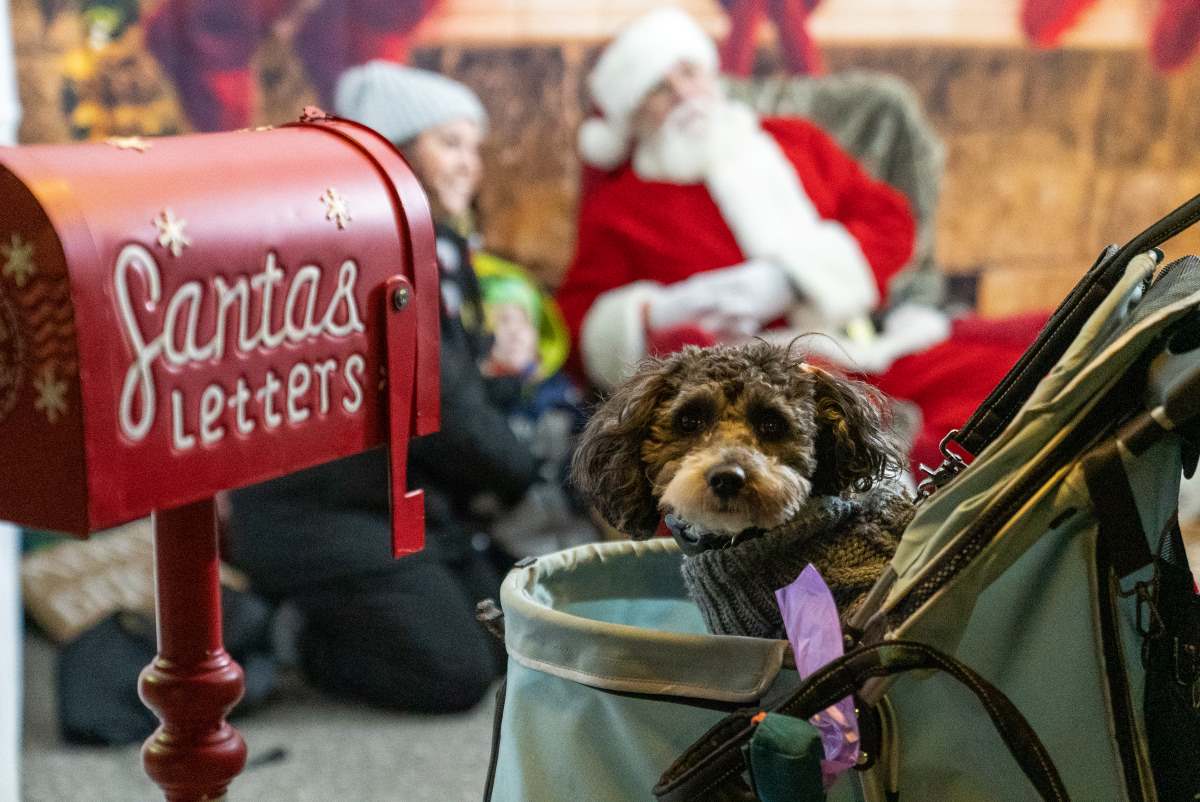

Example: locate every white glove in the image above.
[768,302,950,374]
[646,259,798,332]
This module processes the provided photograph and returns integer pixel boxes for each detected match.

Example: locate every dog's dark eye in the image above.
[752,409,789,441]
[674,399,713,434]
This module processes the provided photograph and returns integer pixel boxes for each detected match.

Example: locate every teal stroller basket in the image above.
[487,538,797,801]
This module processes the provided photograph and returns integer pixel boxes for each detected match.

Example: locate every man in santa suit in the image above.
[557,7,1045,473]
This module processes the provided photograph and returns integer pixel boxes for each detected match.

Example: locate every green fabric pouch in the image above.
[748,713,826,802]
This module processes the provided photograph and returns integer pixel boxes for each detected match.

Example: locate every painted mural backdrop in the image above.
[13,0,1200,316]
[13,0,438,140]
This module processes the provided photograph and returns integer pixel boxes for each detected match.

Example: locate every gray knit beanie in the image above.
[333,61,488,147]
[679,486,914,639]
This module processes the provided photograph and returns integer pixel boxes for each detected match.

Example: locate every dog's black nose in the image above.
[707,465,746,499]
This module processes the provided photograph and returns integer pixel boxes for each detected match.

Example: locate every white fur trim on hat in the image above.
[333,60,487,146]
[578,117,631,170]
[587,7,718,130]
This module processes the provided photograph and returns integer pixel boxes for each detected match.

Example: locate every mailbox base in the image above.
[139,499,247,801]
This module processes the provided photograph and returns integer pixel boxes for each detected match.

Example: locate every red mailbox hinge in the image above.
[384,275,425,556]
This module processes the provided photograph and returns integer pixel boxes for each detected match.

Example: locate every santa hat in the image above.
[579,7,719,169]
[333,61,487,147]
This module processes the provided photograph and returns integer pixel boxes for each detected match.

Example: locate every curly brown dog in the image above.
[572,341,914,636]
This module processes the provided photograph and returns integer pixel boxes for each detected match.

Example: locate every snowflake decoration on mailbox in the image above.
[321,187,352,230]
[154,208,192,257]
[32,363,68,423]
[2,234,36,287]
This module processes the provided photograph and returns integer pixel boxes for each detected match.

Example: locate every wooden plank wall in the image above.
[402,40,1200,318]
[830,45,1200,317]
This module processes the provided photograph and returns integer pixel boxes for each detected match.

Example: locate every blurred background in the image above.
[13,0,1200,318]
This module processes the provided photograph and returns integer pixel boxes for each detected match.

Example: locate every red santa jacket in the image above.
[557,116,916,382]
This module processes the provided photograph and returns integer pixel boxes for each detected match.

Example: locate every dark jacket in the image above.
[227,225,538,596]
[434,222,524,410]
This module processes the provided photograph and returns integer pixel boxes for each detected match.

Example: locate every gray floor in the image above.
[20,633,497,802]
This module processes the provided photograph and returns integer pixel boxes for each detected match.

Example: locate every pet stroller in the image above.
[482,196,1200,801]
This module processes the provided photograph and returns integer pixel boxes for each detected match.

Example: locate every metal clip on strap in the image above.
[916,429,969,500]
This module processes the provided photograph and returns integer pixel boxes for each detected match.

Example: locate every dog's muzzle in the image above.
[663,513,764,556]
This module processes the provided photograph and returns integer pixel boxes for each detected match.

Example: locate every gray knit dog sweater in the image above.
[679,486,915,639]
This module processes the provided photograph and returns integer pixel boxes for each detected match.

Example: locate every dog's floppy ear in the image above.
[807,365,902,495]
[571,358,675,539]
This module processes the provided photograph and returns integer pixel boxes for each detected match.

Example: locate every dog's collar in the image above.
[662,513,765,556]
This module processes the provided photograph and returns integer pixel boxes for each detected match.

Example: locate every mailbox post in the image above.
[0,109,439,799]
[141,498,247,800]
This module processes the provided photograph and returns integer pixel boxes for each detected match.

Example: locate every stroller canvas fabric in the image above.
[485,198,1200,801]
[856,249,1194,801]
[488,539,797,801]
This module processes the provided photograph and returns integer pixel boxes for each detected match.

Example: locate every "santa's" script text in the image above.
[114,243,367,450]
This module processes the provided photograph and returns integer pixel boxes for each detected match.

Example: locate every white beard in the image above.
[632,97,760,185]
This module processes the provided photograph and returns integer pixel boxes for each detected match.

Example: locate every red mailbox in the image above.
[0,110,438,546]
[0,110,440,800]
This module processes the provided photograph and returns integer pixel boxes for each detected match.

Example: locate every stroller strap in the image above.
[653,640,1069,802]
